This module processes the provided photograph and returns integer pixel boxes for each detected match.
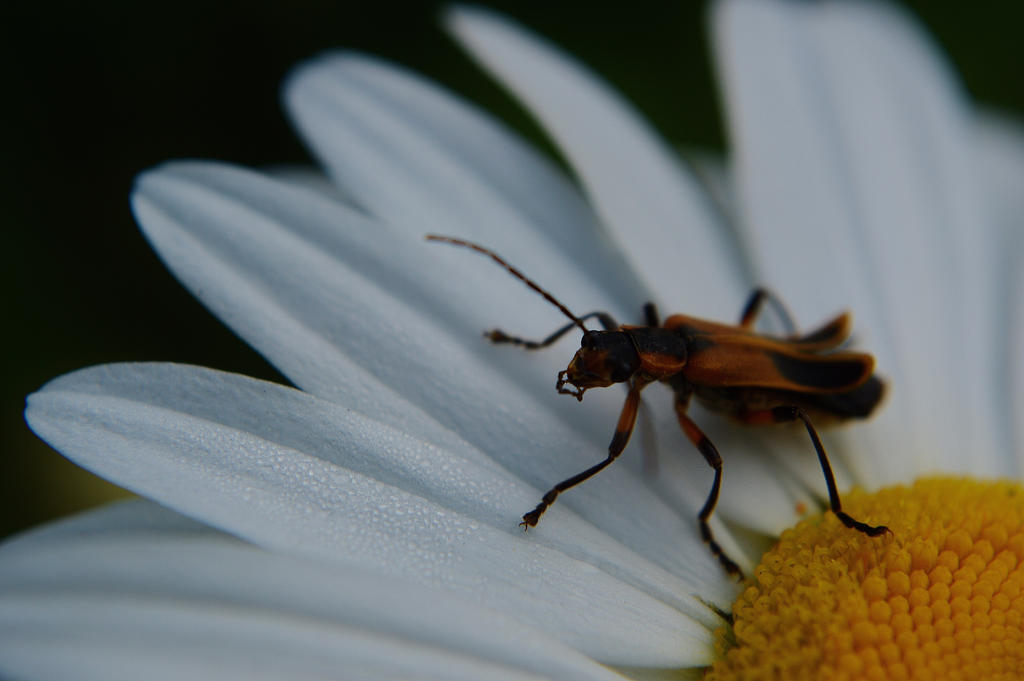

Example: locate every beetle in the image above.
[427,235,889,577]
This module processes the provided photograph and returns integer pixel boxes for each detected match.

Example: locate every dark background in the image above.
[4,1,1021,540]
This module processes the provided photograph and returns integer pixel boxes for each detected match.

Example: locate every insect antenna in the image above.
[425,235,589,333]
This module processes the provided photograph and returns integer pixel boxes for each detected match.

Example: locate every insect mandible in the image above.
[427,235,889,577]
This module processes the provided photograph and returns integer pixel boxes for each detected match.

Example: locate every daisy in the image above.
[6,1,1023,679]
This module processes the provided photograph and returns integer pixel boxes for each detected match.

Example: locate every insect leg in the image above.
[520,378,647,528]
[739,287,798,334]
[643,302,660,327]
[487,311,618,349]
[763,406,889,537]
[673,398,743,577]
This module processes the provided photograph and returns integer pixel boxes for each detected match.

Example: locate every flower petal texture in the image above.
[445,5,750,321]
[974,113,1024,466]
[26,361,721,666]
[0,500,635,681]
[283,51,648,320]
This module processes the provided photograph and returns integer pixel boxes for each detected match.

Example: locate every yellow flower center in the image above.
[706,477,1024,681]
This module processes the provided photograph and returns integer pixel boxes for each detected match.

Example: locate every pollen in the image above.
[706,478,1024,681]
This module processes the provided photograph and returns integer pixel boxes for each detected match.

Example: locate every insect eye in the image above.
[581,332,598,349]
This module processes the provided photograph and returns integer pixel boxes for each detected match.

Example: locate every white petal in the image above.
[26,363,724,666]
[683,152,740,233]
[713,0,1001,483]
[130,161,747,598]
[283,51,647,320]
[974,112,1024,468]
[1011,263,1024,472]
[0,501,632,681]
[264,163,362,207]
[446,6,749,319]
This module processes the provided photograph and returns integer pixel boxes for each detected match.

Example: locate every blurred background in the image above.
[4,1,1022,541]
